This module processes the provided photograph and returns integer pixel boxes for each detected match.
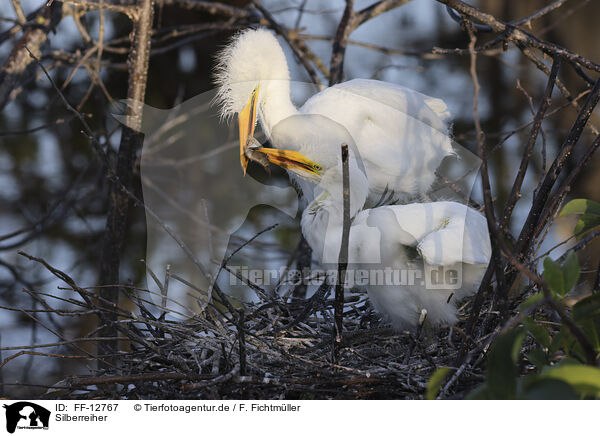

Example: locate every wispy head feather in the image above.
[212,28,290,121]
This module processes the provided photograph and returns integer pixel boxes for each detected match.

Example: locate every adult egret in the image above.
[214,28,454,204]
[248,116,491,328]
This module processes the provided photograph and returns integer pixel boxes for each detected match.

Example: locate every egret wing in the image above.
[383,202,491,266]
[300,79,454,200]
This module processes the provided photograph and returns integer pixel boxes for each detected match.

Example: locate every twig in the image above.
[0,3,62,109]
[511,0,571,28]
[222,224,278,266]
[333,144,351,362]
[514,77,600,258]
[465,19,507,318]
[501,56,560,230]
[328,0,411,85]
[534,132,600,242]
[237,308,246,376]
[556,230,600,263]
[9,0,27,24]
[329,0,355,86]
[436,0,600,73]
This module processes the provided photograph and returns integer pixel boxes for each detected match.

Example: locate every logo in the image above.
[3,402,50,434]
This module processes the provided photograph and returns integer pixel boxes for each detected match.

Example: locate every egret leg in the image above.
[403,309,428,364]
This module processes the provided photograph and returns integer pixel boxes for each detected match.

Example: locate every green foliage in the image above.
[468,328,600,399]
[572,292,600,321]
[542,252,580,297]
[559,198,600,217]
[519,292,544,311]
[517,376,578,400]
[559,198,600,240]
[470,292,600,398]
[465,328,525,399]
[523,318,550,348]
[464,199,600,400]
[425,367,451,400]
[485,328,526,399]
[572,293,600,352]
[541,363,600,396]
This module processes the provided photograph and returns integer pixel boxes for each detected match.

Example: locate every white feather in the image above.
[214,28,491,329]
[214,28,455,202]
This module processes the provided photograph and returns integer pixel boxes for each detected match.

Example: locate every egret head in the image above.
[251,114,369,214]
[214,28,290,173]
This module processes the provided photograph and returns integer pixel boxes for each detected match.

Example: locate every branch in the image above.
[329,0,355,86]
[0,3,62,109]
[98,0,155,364]
[535,132,600,241]
[354,0,411,27]
[156,0,250,18]
[465,21,507,317]
[437,0,600,73]
[515,76,600,257]
[10,0,27,24]
[55,0,133,15]
[471,173,598,366]
[333,144,351,362]
[501,57,560,230]
[329,0,411,85]
[512,0,571,28]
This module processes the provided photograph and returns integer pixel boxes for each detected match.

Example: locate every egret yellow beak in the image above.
[238,86,259,175]
[251,147,322,177]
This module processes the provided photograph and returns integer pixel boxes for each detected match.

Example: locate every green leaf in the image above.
[519,292,544,311]
[518,376,579,400]
[549,328,567,354]
[562,252,580,292]
[560,199,600,240]
[425,367,451,400]
[465,383,490,400]
[573,214,600,240]
[572,293,600,352]
[486,328,526,399]
[573,293,600,322]
[553,327,579,357]
[525,347,548,369]
[559,198,600,217]
[542,364,600,397]
[542,254,580,297]
[543,257,565,296]
[579,318,600,351]
[523,318,551,348]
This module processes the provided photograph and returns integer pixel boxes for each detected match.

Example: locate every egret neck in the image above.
[256,79,298,139]
[299,154,369,264]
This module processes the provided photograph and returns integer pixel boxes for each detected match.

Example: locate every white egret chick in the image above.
[214,28,454,204]
[250,117,492,328]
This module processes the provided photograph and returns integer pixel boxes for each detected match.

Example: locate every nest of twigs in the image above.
[5,252,504,400]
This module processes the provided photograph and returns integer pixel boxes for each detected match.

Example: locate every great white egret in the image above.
[248,117,491,328]
[214,28,454,204]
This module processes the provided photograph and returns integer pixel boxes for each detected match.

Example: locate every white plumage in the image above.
[214,28,492,329]
[254,124,492,328]
[214,28,454,204]
[305,200,492,328]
